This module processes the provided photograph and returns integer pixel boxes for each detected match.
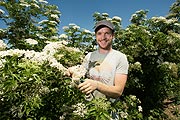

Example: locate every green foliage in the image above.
[62,24,96,53]
[85,98,112,120]
[54,46,84,68]
[116,8,180,119]
[0,55,46,119]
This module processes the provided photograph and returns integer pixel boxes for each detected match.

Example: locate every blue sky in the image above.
[48,0,176,33]
[0,0,176,34]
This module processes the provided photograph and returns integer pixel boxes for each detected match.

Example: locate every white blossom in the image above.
[119,111,128,118]
[43,41,64,55]
[72,25,80,29]
[20,3,31,7]
[134,61,141,66]
[0,9,5,14]
[36,33,47,39]
[138,106,143,112]
[0,48,67,72]
[69,23,80,29]
[112,16,121,22]
[102,13,109,17]
[0,59,6,68]
[59,113,67,120]
[39,0,48,4]
[50,14,59,19]
[106,18,112,21]
[31,3,40,9]
[49,21,58,25]
[66,65,86,86]
[59,34,68,39]
[174,23,180,27]
[130,95,137,101]
[67,47,80,52]
[66,65,86,79]
[0,40,7,50]
[72,103,87,117]
[69,23,76,26]
[63,26,69,30]
[50,36,59,40]
[25,38,38,45]
[49,57,67,71]
[83,29,91,34]
[38,20,48,24]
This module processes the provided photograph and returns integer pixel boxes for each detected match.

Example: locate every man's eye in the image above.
[106,32,111,35]
[97,33,102,35]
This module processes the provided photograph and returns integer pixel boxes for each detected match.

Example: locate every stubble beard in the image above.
[98,40,112,51]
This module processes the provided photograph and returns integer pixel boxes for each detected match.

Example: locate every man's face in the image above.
[95,27,114,50]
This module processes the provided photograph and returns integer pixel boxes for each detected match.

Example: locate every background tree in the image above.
[0,0,61,51]
[117,8,180,119]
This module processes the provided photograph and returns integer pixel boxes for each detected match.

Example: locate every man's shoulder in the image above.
[111,49,126,56]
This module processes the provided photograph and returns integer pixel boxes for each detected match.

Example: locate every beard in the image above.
[97,39,112,50]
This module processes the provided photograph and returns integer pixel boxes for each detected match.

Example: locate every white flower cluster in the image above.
[51,14,59,19]
[138,106,143,112]
[112,16,122,22]
[130,62,142,71]
[0,59,6,68]
[38,19,48,24]
[82,29,91,34]
[130,95,141,103]
[25,38,38,45]
[0,9,5,14]
[69,23,80,30]
[59,112,67,120]
[102,13,109,17]
[0,41,71,72]
[0,40,7,51]
[72,103,87,117]
[39,0,48,4]
[50,36,59,40]
[43,41,65,56]
[151,16,178,25]
[66,65,87,80]
[66,65,87,86]
[59,34,68,39]
[119,111,128,118]
[38,20,58,26]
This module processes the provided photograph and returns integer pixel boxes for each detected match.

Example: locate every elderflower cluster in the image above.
[43,41,65,55]
[0,59,6,68]
[72,103,87,117]
[0,40,7,51]
[66,65,87,80]
[0,9,5,14]
[119,111,128,118]
[66,65,87,86]
[25,38,38,45]
[0,48,67,72]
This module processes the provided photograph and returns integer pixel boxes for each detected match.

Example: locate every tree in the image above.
[0,0,61,51]
[117,9,180,119]
[166,0,180,22]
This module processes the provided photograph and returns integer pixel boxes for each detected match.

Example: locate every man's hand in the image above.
[78,79,98,94]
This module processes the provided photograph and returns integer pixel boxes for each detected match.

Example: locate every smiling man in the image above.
[78,20,129,102]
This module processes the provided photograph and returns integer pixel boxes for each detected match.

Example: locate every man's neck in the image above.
[98,48,112,54]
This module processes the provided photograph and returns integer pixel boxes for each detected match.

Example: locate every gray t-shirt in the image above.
[82,49,129,100]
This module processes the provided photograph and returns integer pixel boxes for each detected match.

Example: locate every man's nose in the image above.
[101,34,106,39]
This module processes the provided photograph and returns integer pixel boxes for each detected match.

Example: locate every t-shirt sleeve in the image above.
[116,54,129,74]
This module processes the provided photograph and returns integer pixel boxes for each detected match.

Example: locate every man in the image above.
[78,20,129,101]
